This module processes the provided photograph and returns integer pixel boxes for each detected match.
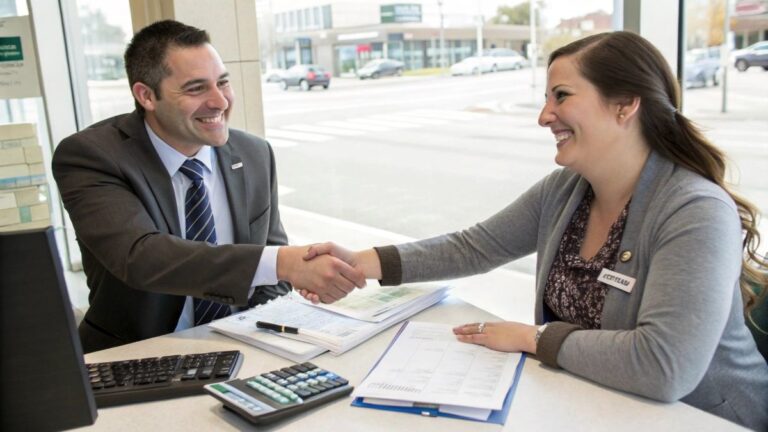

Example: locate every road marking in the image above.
[266,128,333,142]
[282,124,366,136]
[367,113,448,126]
[278,185,294,196]
[317,120,390,132]
[349,118,418,129]
[267,138,298,148]
[405,109,490,121]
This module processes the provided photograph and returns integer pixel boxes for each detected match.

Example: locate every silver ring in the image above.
[478,322,486,334]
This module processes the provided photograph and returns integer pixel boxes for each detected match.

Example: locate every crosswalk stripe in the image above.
[266,128,333,142]
[282,124,366,136]
[267,138,298,148]
[350,118,418,129]
[369,113,449,125]
[405,109,489,121]
[317,120,390,132]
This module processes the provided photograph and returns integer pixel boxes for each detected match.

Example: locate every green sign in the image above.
[380,4,422,24]
[0,37,23,62]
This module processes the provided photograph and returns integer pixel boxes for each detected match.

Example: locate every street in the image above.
[264,67,768,272]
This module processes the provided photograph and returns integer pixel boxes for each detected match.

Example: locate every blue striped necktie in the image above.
[179,158,231,325]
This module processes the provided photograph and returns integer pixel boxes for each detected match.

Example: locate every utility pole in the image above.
[721,0,731,113]
[476,0,484,67]
[529,0,537,89]
[438,0,446,73]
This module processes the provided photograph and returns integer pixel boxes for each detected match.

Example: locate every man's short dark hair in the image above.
[124,20,210,114]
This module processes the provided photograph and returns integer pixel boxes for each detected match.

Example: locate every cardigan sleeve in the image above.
[383,172,554,284]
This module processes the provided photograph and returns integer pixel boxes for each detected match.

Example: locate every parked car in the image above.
[450,56,493,76]
[357,59,405,79]
[263,68,287,83]
[484,48,527,71]
[280,64,331,91]
[684,48,721,88]
[733,41,768,72]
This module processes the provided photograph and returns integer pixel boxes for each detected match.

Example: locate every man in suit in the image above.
[52,20,364,353]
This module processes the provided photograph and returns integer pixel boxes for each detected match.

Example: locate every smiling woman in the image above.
[301,31,768,430]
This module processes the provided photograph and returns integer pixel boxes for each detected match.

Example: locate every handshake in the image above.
[276,243,382,304]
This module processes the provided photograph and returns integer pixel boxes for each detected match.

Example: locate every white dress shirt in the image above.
[145,123,279,331]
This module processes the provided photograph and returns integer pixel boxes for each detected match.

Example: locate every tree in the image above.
[491,2,544,25]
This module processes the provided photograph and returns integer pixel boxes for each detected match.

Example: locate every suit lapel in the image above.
[117,112,181,236]
[216,143,249,243]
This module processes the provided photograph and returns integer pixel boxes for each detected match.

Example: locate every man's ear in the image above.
[132,82,157,112]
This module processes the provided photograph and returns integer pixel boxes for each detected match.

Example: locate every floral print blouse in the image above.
[543,188,631,329]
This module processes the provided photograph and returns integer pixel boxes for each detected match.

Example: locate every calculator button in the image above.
[295,389,313,398]
[271,370,290,379]
[332,377,349,386]
[262,373,278,381]
[281,367,300,375]
[308,385,326,394]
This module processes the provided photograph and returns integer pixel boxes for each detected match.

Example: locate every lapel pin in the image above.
[620,250,632,263]
[231,162,243,170]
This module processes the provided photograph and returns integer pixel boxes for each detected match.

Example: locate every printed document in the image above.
[299,281,450,322]
[353,321,521,411]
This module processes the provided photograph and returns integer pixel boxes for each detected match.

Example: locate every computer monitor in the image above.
[0,227,97,431]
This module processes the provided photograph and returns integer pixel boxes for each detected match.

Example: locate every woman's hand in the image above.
[453,321,538,354]
[299,243,382,304]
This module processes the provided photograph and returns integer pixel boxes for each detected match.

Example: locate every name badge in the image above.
[597,268,636,293]
[231,162,243,170]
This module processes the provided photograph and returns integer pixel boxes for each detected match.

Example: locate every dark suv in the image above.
[280,64,331,91]
[734,41,768,71]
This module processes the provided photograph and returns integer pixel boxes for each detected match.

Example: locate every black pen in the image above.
[255,321,326,340]
[256,321,299,334]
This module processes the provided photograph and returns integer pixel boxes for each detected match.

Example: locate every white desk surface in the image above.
[77,294,741,432]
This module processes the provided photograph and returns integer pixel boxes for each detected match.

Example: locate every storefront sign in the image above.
[0,16,41,99]
[380,4,422,24]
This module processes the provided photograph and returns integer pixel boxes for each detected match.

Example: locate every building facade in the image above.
[261,1,531,76]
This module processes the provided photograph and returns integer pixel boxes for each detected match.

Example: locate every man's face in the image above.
[143,43,234,156]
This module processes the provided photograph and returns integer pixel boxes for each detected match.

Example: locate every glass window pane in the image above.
[75,0,133,124]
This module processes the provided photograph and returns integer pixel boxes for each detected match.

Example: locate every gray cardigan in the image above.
[377,152,768,430]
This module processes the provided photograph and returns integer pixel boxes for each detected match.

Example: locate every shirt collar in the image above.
[145,122,215,176]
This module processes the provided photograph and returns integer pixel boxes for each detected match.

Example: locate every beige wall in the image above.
[129,0,266,137]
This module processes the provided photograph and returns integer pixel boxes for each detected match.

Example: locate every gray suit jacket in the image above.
[379,152,768,430]
[53,111,290,353]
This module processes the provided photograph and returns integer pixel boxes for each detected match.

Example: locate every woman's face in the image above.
[538,55,624,174]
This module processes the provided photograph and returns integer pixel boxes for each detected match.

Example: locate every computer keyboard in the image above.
[205,362,352,425]
[86,350,243,407]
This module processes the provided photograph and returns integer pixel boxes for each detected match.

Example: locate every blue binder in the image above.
[351,321,527,425]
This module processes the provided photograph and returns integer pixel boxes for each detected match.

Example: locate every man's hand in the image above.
[277,246,365,304]
[300,243,383,304]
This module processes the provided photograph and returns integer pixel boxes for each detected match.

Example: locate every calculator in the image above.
[204,362,353,425]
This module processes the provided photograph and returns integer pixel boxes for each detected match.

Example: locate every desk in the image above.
[77,295,741,432]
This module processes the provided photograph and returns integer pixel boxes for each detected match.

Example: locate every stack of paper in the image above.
[298,280,448,323]
[209,283,449,362]
[352,321,525,424]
